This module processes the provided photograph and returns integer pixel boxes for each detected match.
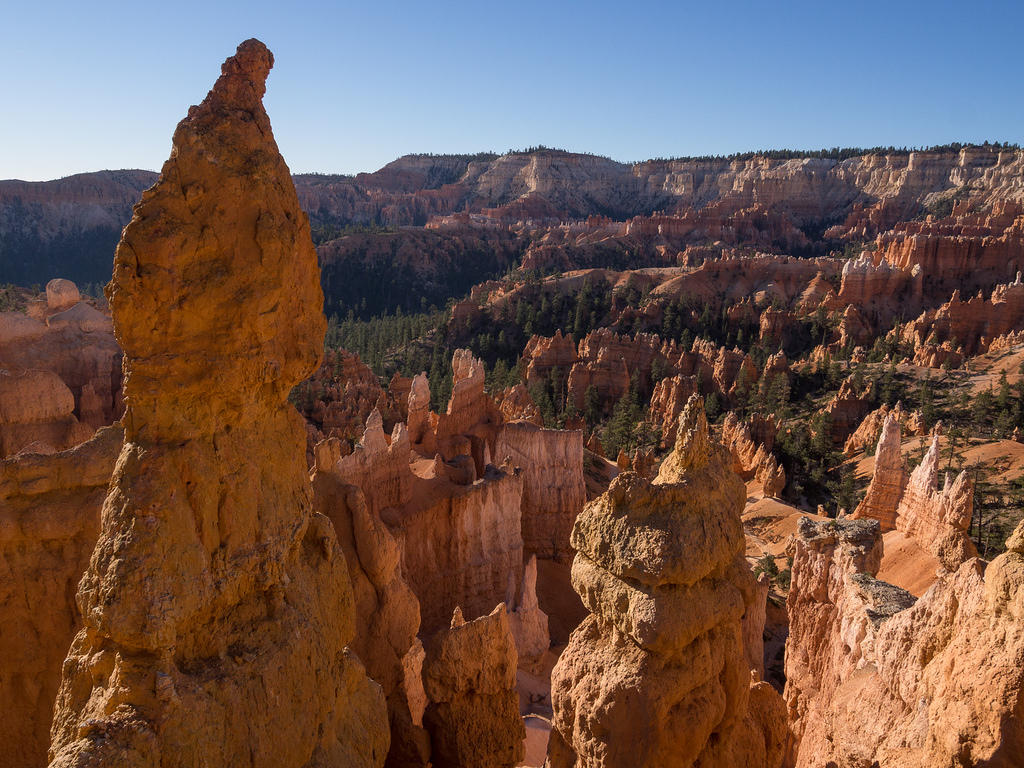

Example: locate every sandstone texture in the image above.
[48,40,388,768]
[786,514,1024,767]
[334,409,525,635]
[852,411,908,530]
[494,422,585,562]
[0,426,121,768]
[312,437,430,767]
[0,284,122,457]
[893,434,977,570]
[422,605,526,768]
[853,415,977,570]
[547,396,786,768]
[842,401,923,456]
[721,411,786,497]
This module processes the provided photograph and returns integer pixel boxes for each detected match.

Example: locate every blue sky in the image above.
[3,0,1022,180]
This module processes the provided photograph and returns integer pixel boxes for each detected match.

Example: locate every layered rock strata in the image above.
[48,40,388,768]
[334,410,525,635]
[547,396,786,768]
[494,422,585,562]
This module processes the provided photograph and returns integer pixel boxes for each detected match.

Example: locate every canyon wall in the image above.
[334,409,525,635]
[494,422,585,562]
[312,437,430,767]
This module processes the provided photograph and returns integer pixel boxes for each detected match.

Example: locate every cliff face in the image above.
[786,515,1024,768]
[547,397,786,768]
[901,273,1024,363]
[9,147,1023,298]
[494,422,585,562]
[48,40,388,768]
[0,426,121,768]
[783,517,911,765]
[0,170,156,286]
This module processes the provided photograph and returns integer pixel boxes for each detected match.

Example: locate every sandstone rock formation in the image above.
[721,411,786,497]
[0,426,121,768]
[412,350,503,476]
[496,382,543,425]
[422,605,525,768]
[842,401,924,456]
[0,368,94,456]
[8,148,1024,290]
[521,327,769,422]
[45,279,81,312]
[822,376,876,442]
[647,373,697,446]
[312,437,430,767]
[853,416,977,570]
[48,40,388,768]
[547,396,786,768]
[0,284,122,457]
[506,554,551,675]
[334,409,525,635]
[901,273,1024,364]
[893,434,977,570]
[852,411,908,530]
[494,422,585,562]
[297,348,389,455]
[785,514,1024,767]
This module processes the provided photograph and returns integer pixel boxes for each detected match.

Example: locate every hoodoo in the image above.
[547,396,786,768]
[47,40,388,767]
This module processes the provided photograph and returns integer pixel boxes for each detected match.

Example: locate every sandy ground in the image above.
[518,714,551,767]
[516,644,559,766]
[742,487,826,568]
[877,530,941,596]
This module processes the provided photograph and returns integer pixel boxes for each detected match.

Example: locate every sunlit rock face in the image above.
[785,513,1024,768]
[47,39,388,768]
[547,396,787,768]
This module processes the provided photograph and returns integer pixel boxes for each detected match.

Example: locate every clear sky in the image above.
[3,0,1022,181]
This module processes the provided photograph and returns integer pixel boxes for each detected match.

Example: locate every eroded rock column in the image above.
[547,396,786,768]
[48,39,388,768]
